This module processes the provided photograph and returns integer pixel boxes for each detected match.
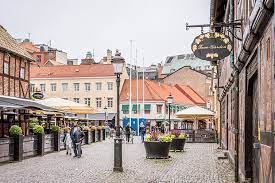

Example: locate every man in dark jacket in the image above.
[70,124,85,158]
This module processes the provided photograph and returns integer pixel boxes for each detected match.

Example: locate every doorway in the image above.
[245,73,259,182]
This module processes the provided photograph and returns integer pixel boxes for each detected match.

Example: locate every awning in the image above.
[132,104,140,111]
[144,104,151,110]
[176,105,215,120]
[121,104,129,111]
[36,97,96,114]
[77,113,116,121]
[0,95,57,111]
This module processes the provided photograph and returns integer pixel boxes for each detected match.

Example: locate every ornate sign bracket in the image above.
[186,20,243,41]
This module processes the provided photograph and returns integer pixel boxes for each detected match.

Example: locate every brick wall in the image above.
[0,50,31,98]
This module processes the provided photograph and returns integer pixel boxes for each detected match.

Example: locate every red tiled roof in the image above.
[120,79,205,106]
[30,64,115,78]
[175,84,206,104]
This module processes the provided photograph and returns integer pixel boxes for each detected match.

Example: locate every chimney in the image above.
[106,49,112,64]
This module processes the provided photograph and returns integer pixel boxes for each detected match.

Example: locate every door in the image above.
[246,74,259,182]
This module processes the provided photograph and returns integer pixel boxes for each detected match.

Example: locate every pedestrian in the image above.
[70,123,85,158]
[105,125,110,138]
[63,128,72,156]
[160,123,165,134]
[125,123,131,143]
[139,123,146,142]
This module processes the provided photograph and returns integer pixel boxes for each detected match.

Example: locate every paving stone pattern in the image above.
[0,138,234,183]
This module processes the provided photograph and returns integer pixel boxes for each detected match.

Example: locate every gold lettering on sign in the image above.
[198,45,227,49]
[206,53,219,59]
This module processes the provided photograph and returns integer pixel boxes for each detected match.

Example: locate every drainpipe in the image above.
[229,0,239,182]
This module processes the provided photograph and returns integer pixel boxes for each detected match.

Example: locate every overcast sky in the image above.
[0,0,210,66]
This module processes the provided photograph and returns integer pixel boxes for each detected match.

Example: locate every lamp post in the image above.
[112,50,125,172]
[167,94,173,131]
[104,106,107,126]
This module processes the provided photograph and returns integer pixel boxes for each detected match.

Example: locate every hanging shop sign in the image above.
[191,32,232,61]
[32,92,44,99]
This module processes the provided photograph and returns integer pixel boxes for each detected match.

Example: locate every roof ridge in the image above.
[174,84,197,104]
[145,81,164,101]
[185,85,206,103]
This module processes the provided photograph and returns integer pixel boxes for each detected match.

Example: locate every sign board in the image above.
[32,92,44,99]
[191,32,232,61]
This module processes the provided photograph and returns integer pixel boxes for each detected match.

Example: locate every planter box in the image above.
[91,130,95,143]
[144,141,171,159]
[14,135,23,162]
[36,133,45,156]
[84,131,90,144]
[53,132,60,151]
[170,138,186,152]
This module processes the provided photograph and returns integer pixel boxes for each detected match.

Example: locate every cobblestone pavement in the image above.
[0,138,234,183]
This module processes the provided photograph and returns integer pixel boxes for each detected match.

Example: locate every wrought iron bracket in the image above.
[186,20,243,40]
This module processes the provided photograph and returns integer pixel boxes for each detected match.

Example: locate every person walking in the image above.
[125,123,131,143]
[139,123,146,142]
[70,124,85,158]
[160,123,165,134]
[63,128,72,155]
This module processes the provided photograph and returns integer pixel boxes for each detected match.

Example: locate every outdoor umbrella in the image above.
[36,97,96,114]
[176,105,215,120]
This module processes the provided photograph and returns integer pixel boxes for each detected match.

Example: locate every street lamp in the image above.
[167,94,173,131]
[112,49,125,172]
[104,106,107,126]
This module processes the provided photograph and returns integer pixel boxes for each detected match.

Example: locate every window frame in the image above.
[85,83,91,91]
[3,62,9,75]
[40,84,46,92]
[96,82,102,91]
[96,97,102,108]
[62,83,68,92]
[73,83,80,91]
[51,83,57,92]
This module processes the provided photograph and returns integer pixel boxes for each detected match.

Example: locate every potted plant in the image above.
[170,130,186,152]
[51,125,60,152]
[9,125,23,161]
[144,132,172,159]
[32,125,45,156]
[28,118,39,133]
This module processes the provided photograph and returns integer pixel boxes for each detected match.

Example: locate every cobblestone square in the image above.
[0,138,234,183]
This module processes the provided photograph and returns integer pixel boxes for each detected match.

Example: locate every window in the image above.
[4,62,9,74]
[107,82,113,90]
[132,104,140,114]
[74,83,79,91]
[144,104,151,114]
[96,82,102,90]
[20,67,25,79]
[96,98,102,108]
[40,84,46,92]
[156,104,162,114]
[62,83,68,91]
[30,84,35,92]
[122,104,129,114]
[51,83,56,92]
[62,98,68,100]
[73,98,80,103]
[208,85,212,96]
[84,98,91,106]
[107,97,113,108]
[266,38,271,62]
[85,83,91,91]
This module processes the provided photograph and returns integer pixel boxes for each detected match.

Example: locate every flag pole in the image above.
[129,40,133,128]
[142,56,145,125]
[136,49,139,136]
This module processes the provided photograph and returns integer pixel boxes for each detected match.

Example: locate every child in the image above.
[63,128,72,155]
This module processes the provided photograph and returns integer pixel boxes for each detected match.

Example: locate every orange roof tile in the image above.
[120,79,203,106]
[175,84,206,104]
[30,64,115,78]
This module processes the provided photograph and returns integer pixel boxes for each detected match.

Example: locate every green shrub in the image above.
[9,125,22,136]
[51,125,60,133]
[33,125,44,134]
[28,123,36,129]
